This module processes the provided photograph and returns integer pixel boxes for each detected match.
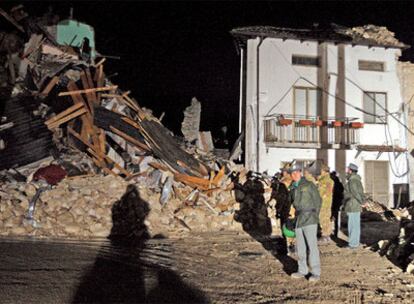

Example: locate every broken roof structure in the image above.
[231,24,409,49]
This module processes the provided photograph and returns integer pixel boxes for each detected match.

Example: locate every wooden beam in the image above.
[87,147,131,177]
[174,173,211,189]
[58,85,117,96]
[93,57,106,68]
[40,76,59,97]
[45,103,84,125]
[99,129,106,155]
[212,166,225,186]
[67,81,101,151]
[68,127,130,177]
[47,107,87,129]
[80,71,95,115]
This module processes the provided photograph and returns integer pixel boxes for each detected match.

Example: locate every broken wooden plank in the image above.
[40,76,59,97]
[93,57,106,68]
[98,129,106,155]
[174,173,211,189]
[80,71,95,114]
[87,147,131,177]
[45,103,84,125]
[67,81,101,151]
[58,85,117,96]
[85,68,95,88]
[68,127,130,177]
[47,107,87,129]
[212,166,225,186]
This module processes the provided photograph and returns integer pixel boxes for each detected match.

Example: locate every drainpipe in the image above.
[256,37,264,172]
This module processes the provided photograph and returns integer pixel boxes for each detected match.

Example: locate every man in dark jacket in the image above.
[343,163,365,249]
[330,171,344,237]
[289,164,322,282]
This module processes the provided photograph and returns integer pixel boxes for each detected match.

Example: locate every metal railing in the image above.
[264,114,363,148]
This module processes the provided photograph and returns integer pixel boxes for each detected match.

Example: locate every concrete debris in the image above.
[373,206,414,274]
[362,197,397,222]
[0,174,243,238]
[181,97,201,143]
[344,25,405,48]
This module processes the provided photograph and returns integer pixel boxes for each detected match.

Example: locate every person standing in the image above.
[330,171,344,238]
[318,164,334,242]
[278,164,296,255]
[289,164,322,282]
[343,163,365,249]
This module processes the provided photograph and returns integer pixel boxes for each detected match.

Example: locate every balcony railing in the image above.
[264,114,363,149]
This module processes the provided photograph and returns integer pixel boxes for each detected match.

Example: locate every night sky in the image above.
[3,1,414,144]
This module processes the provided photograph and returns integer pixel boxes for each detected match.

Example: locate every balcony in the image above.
[263,114,363,149]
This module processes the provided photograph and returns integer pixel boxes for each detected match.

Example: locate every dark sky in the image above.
[3,1,414,143]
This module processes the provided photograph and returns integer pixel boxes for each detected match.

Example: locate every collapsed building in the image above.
[0,6,249,239]
[1,5,414,274]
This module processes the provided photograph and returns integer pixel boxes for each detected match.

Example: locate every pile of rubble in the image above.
[374,205,414,274]
[0,167,242,239]
[345,24,406,48]
[0,5,247,239]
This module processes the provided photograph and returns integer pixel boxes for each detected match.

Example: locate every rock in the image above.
[378,240,389,250]
[89,223,109,237]
[9,226,27,235]
[406,262,414,274]
[56,212,75,226]
[24,184,37,197]
[64,223,81,235]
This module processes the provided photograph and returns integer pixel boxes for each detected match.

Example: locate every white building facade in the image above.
[232,26,410,207]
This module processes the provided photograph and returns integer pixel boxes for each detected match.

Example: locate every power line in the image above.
[269,39,414,136]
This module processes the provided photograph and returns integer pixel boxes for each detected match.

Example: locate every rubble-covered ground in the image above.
[1,225,414,304]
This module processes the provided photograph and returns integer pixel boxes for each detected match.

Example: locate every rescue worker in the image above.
[280,164,292,188]
[303,164,317,184]
[343,163,365,249]
[289,164,322,282]
[318,164,334,242]
[330,171,344,238]
[275,164,295,255]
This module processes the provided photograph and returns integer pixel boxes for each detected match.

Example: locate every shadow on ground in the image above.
[233,175,297,275]
[72,184,209,304]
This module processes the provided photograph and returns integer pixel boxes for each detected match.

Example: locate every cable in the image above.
[268,40,381,119]
[265,77,301,116]
[269,40,414,135]
[330,72,414,136]
[268,40,411,178]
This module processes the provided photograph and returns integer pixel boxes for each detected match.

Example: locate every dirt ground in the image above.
[0,218,414,304]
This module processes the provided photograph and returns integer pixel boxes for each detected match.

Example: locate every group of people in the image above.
[274,161,365,282]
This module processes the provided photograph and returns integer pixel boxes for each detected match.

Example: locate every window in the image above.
[358,60,385,72]
[363,92,387,124]
[293,87,319,118]
[292,55,320,67]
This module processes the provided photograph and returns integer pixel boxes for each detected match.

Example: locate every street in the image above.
[1,224,414,303]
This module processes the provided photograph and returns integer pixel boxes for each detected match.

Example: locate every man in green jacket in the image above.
[289,164,322,282]
[343,163,365,249]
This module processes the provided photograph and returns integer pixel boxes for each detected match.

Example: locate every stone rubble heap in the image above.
[374,208,414,274]
[345,24,406,48]
[0,172,243,239]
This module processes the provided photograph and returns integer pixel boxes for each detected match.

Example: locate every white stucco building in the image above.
[231,25,410,207]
